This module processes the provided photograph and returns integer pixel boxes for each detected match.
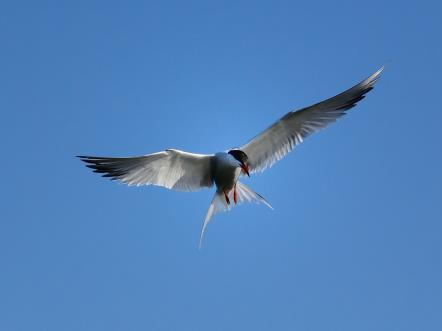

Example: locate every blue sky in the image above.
[1,1,441,330]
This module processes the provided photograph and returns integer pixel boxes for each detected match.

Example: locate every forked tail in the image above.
[199,181,273,248]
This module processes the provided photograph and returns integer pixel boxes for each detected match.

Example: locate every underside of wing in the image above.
[241,67,384,173]
[78,149,214,192]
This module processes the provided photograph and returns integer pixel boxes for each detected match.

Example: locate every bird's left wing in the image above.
[240,67,383,173]
[78,149,214,191]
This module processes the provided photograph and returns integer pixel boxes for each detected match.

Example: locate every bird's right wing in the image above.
[241,67,383,173]
[78,149,214,191]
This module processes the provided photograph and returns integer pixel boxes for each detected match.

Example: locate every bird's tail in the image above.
[199,181,273,248]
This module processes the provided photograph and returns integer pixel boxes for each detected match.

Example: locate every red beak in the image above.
[241,163,250,177]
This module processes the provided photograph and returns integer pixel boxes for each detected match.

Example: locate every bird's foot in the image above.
[233,185,238,204]
[223,190,230,205]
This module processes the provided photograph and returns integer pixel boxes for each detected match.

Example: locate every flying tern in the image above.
[78,67,383,247]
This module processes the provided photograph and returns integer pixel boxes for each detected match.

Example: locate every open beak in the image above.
[241,162,250,177]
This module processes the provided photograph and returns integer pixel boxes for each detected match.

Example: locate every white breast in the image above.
[214,152,240,167]
[213,152,241,191]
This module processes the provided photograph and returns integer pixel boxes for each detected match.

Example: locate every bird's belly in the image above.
[214,166,240,191]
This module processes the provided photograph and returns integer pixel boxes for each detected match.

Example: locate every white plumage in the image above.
[79,67,384,247]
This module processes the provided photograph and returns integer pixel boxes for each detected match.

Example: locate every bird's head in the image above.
[228,149,250,177]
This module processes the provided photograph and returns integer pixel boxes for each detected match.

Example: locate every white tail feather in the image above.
[199,181,272,248]
[235,181,273,210]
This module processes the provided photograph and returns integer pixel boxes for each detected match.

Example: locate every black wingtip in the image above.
[77,155,92,161]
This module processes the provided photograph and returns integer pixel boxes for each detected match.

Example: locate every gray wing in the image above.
[78,149,214,191]
[241,67,383,173]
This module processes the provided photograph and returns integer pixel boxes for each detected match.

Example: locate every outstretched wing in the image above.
[241,67,383,173]
[78,149,214,191]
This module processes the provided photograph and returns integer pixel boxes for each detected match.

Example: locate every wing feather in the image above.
[78,149,214,191]
[241,67,383,173]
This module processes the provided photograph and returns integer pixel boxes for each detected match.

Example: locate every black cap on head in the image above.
[228,149,248,164]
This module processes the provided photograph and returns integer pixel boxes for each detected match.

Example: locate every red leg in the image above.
[233,184,238,204]
[223,190,230,205]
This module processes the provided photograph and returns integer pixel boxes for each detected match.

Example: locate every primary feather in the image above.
[78,149,214,191]
[241,67,383,173]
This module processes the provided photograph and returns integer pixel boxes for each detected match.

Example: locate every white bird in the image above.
[78,67,383,247]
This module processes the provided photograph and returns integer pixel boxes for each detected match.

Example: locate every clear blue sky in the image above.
[1,1,441,330]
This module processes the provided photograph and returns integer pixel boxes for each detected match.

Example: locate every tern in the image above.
[78,67,383,247]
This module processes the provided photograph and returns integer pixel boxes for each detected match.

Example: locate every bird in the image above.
[78,67,383,247]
